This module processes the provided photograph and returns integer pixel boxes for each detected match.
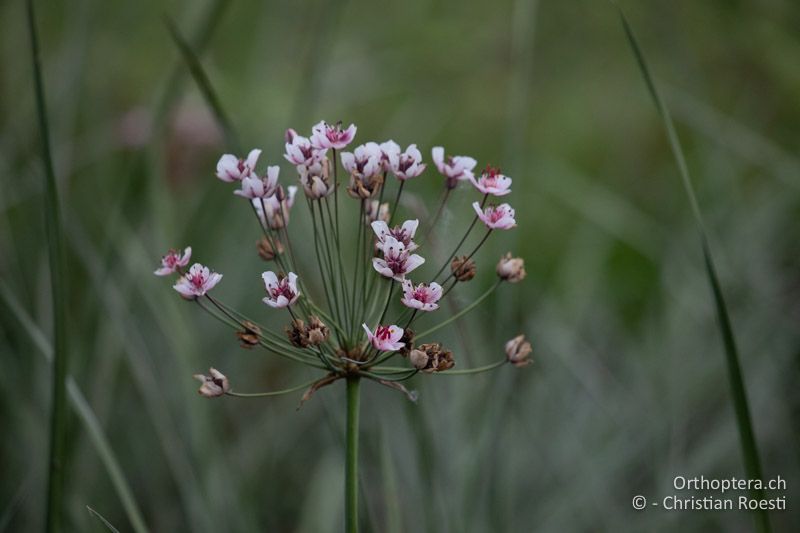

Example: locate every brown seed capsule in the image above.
[193,368,229,398]
[505,334,532,367]
[285,318,309,348]
[306,315,330,346]
[416,342,455,373]
[408,349,429,370]
[496,253,526,283]
[257,237,284,261]
[236,320,262,349]
[347,173,384,199]
[451,256,476,282]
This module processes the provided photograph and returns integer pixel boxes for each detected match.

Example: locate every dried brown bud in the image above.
[398,328,415,357]
[365,200,390,224]
[306,315,330,346]
[505,335,532,367]
[285,318,309,348]
[257,237,284,261]
[347,173,384,199]
[496,253,526,283]
[451,256,476,282]
[193,368,229,397]
[236,320,261,349]
[416,343,455,373]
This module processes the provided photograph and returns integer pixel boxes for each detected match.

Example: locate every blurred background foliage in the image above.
[1,0,799,531]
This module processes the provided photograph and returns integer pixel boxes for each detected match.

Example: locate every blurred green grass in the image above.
[1,0,799,531]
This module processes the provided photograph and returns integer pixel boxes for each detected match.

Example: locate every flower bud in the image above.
[408,349,429,369]
[257,237,284,261]
[236,320,261,349]
[193,368,229,397]
[306,315,330,346]
[496,253,526,283]
[450,256,476,282]
[365,200,390,224]
[285,318,310,348]
[505,335,532,367]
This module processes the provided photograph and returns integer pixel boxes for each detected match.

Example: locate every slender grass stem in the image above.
[618,10,770,533]
[415,280,502,341]
[27,2,69,529]
[345,376,361,533]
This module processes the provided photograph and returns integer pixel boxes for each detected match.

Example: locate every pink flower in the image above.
[362,323,405,352]
[388,143,426,180]
[234,165,280,199]
[379,140,401,172]
[253,186,298,229]
[401,280,443,311]
[431,146,476,189]
[473,202,517,230]
[216,149,261,182]
[261,271,300,308]
[311,120,357,150]
[154,246,191,276]
[340,142,382,179]
[173,263,223,299]
[372,236,425,281]
[469,165,511,196]
[371,219,419,251]
[285,134,326,166]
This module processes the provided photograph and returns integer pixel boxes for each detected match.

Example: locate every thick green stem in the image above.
[345,376,361,533]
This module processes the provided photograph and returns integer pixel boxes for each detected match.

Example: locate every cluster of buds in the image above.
[286,316,330,348]
[155,119,534,402]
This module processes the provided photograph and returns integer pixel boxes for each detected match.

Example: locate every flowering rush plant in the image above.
[155,120,532,532]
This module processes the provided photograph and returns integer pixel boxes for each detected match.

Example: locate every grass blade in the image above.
[86,506,121,533]
[164,15,241,152]
[0,282,149,533]
[616,8,771,532]
[25,1,70,530]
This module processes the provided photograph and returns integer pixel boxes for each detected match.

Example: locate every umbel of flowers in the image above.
[156,120,532,533]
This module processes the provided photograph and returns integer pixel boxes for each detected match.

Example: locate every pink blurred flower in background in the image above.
[431,146,476,188]
[216,149,261,182]
[311,120,357,150]
[389,143,426,180]
[470,165,512,196]
[234,166,280,199]
[285,133,326,166]
[154,246,192,276]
